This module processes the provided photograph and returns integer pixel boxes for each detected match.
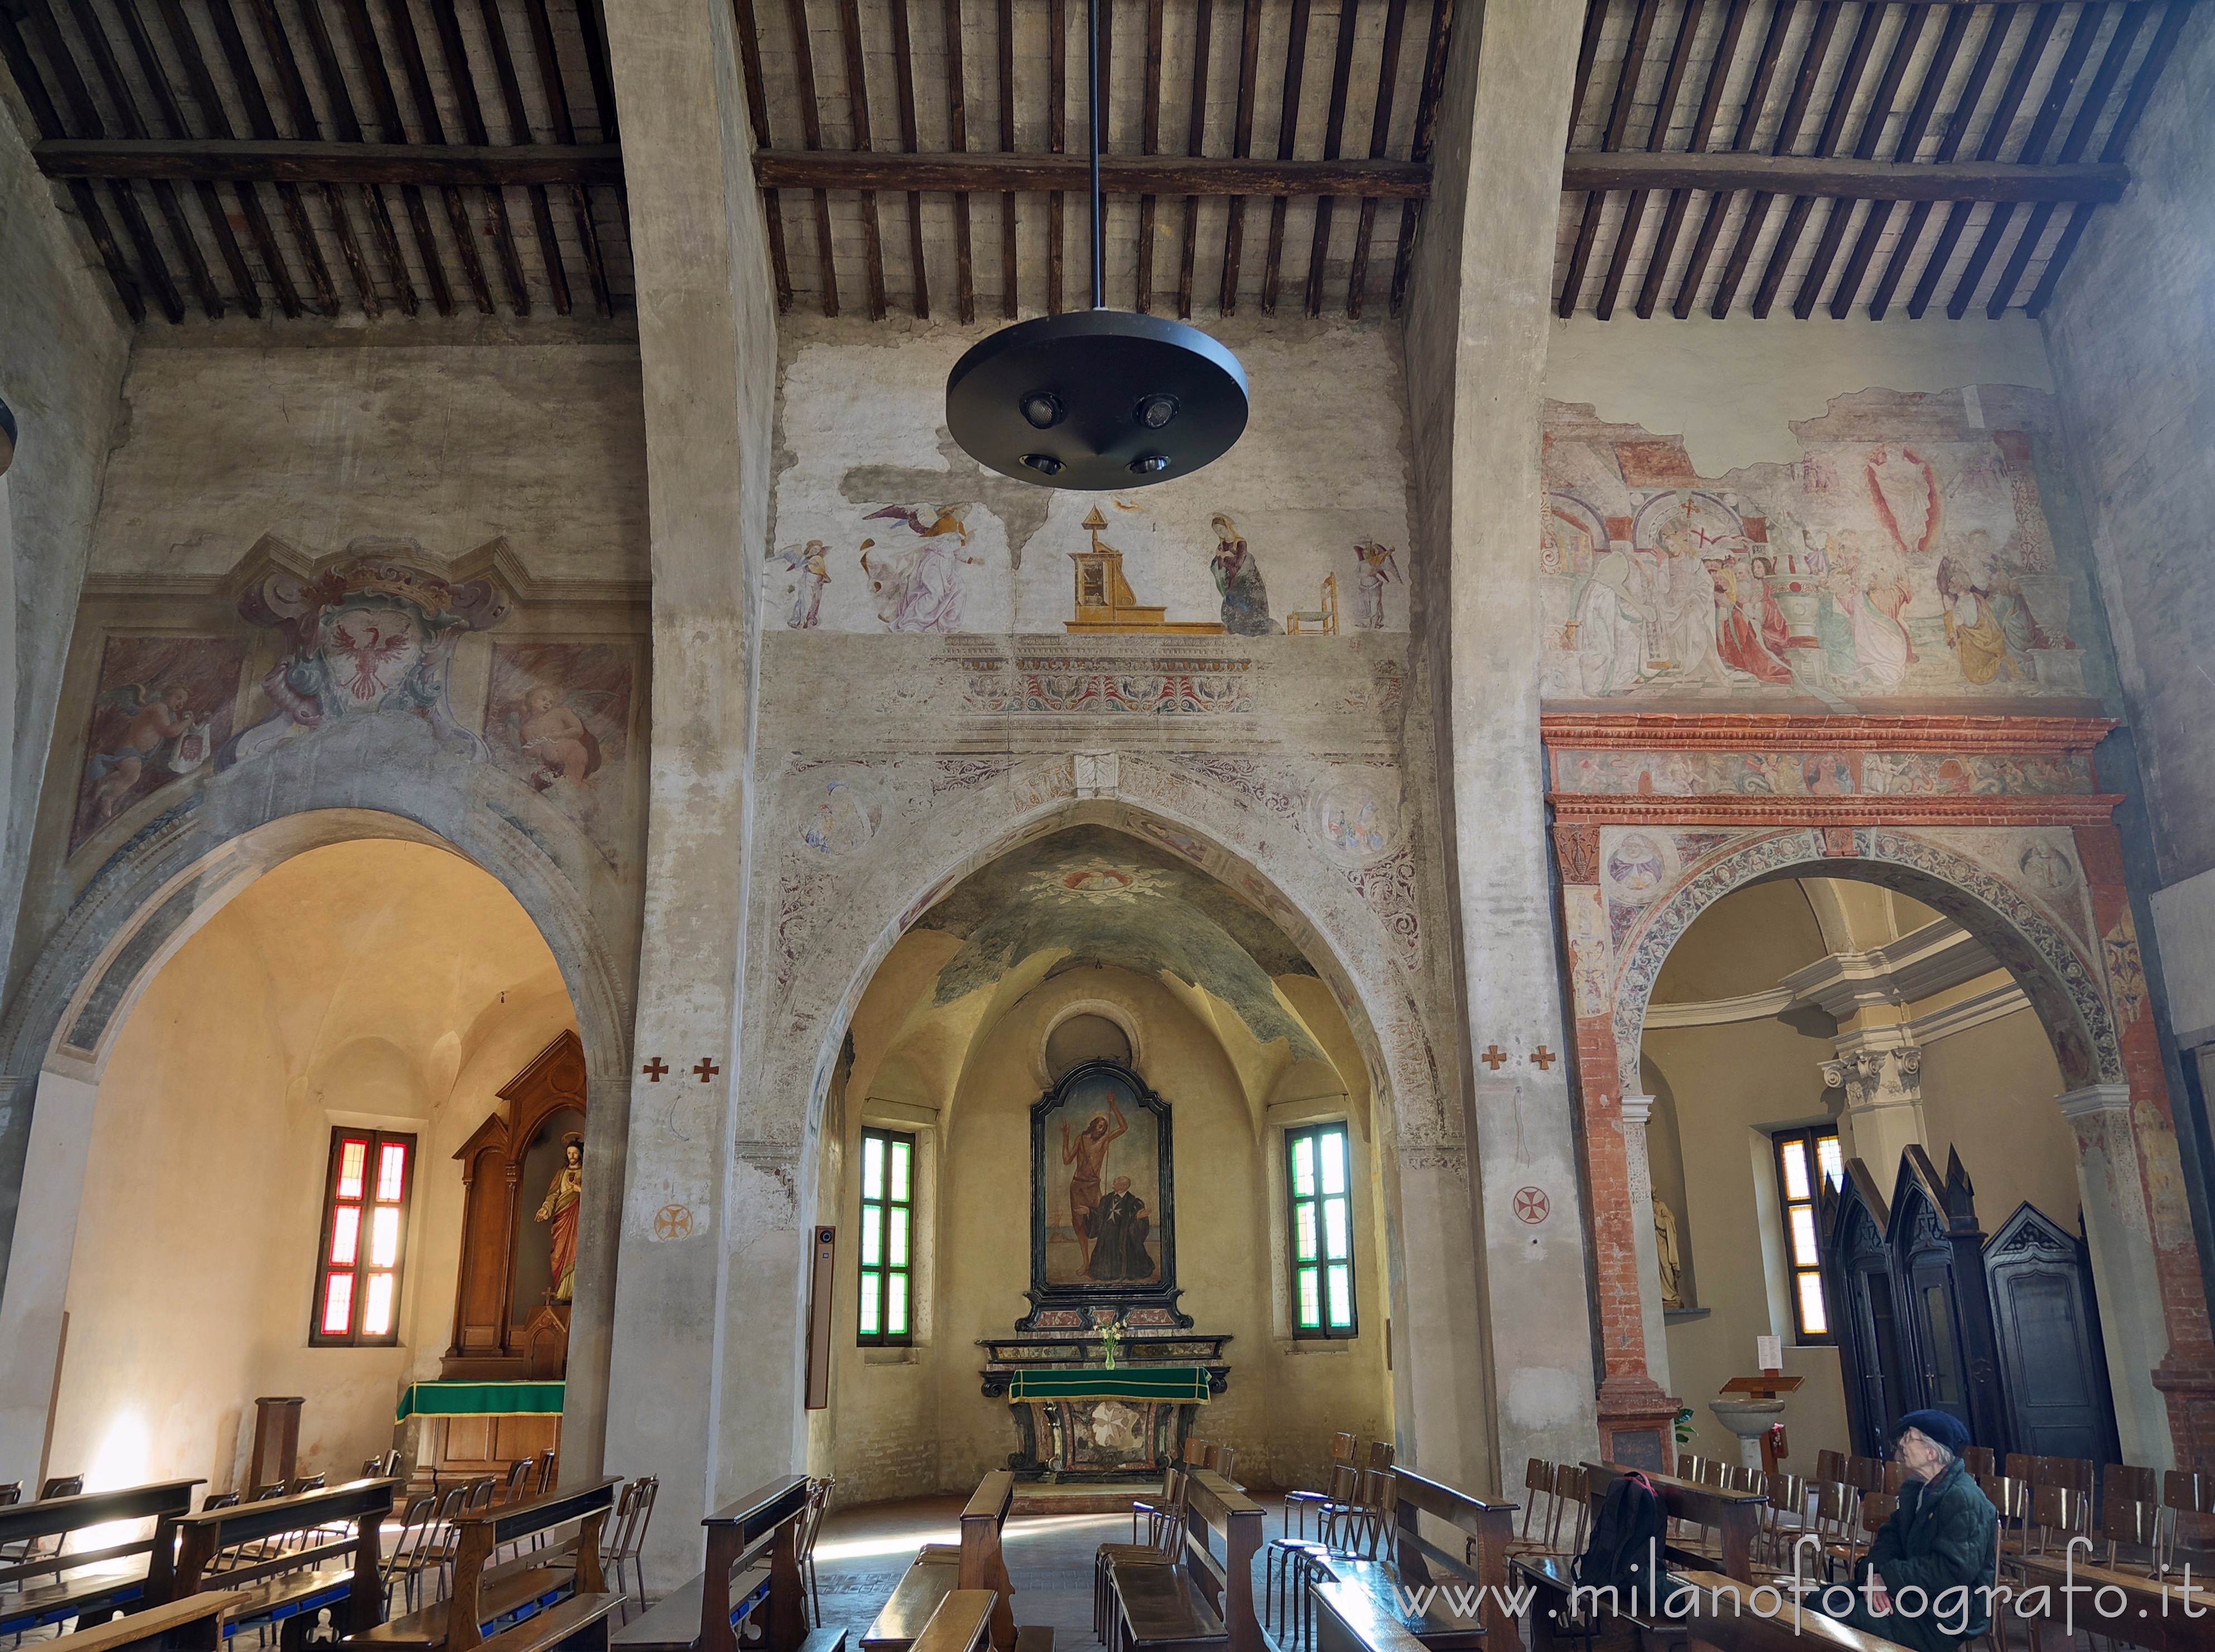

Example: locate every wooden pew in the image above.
[1101,1467,1260,1652]
[20,1591,244,1652]
[2013,1549,2215,1652]
[1583,1463,1769,1583]
[910,1593,998,1652]
[1296,1466,1517,1652]
[0,1477,204,1637]
[172,1476,398,1650]
[1666,1569,1918,1652]
[611,1475,841,1652]
[347,1475,620,1652]
[864,1472,1046,1652]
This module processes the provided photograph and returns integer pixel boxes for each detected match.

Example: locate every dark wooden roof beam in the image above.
[751,148,1430,194]
[1562,151,2125,198]
[36,135,626,184]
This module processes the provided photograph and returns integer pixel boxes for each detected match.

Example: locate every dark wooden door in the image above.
[1985,1203,2121,1465]
[1825,1165,1910,1457]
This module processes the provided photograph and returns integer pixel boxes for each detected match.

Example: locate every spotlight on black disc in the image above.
[946,311,1249,491]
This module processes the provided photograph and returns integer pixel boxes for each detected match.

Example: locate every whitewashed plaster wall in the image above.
[84,327,648,584]
[2042,7,2215,1054]
[0,82,132,1038]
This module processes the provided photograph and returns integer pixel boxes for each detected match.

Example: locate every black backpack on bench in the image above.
[1573,1470,1670,1606]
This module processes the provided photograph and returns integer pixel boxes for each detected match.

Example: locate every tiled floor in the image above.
[806,1493,1299,1652]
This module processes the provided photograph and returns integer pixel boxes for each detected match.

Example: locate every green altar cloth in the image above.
[1004,1367,1210,1404]
[396,1380,566,1421]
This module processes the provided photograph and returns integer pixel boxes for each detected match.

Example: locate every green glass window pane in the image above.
[889,1207,910,1267]
[1297,1267,1321,1329]
[1292,1136,1315,1198]
[1798,1272,1829,1337]
[863,1135,884,1201]
[1295,1202,1318,1262]
[1780,1139,1811,1202]
[1816,1133,1844,1189]
[1789,1205,1820,1266]
[860,1205,882,1265]
[1323,1196,1350,1261]
[1320,1129,1347,1196]
[887,1272,909,1334]
[1326,1265,1353,1328]
[890,1141,911,1203]
[859,1271,881,1335]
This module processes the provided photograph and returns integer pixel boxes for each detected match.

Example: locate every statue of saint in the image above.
[1654,1195,1685,1310]
[535,1133,584,1304]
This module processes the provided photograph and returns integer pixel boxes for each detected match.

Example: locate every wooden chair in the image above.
[2040,1457,2095,1496]
[1554,1467,1592,1558]
[601,1476,659,1615]
[1815,1451,1846,1486]
[1822,1491,1895,1582]
[385,1496,441,1617]
[1963,1447,1996,1480]
[799,1477,834,1627]
[1845,1458,1882,1494]
[2005,1453,2038,1486]
[2163,1469,2215,1573]
[1323,1443,1394,1556]
[610,1475,825,1652]
[1502,1460,1558,1557]
[2097,1477,2160,1575]
[1977,1475,2030,1588]
[1757,1472,1807,1568]
[2027,1485,2090,1558]
[1811,1483,1856,1581]
[1284,1434,1359,1543]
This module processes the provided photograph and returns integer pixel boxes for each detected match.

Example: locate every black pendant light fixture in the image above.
[944,0,1247,490]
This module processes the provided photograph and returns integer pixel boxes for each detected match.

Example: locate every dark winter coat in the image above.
[1826,1457,1998,1652]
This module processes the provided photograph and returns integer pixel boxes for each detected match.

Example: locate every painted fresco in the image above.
[1541,389,2090,706]
[768,332,1412,636]
[224,556,511,766]
[484,641,637,868]
[71,636,246,853]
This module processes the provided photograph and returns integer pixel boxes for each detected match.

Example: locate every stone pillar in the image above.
[2059,1084,2175,1465]
[1821,1041,1927,1188]
[1618,1096,1674,1396]
[0,1070,98,1478]
[1403,0,1604,1483]
[599,0,784,1587]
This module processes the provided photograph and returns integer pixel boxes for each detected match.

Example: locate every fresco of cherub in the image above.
[505,681,614,792]
[85,682,209,822]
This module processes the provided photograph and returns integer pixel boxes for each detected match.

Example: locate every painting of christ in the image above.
[1032,1063,1172,1292]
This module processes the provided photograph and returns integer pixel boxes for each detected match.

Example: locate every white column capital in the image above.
[1619,1094,1656,1128]
[2058,1083,2133,1121]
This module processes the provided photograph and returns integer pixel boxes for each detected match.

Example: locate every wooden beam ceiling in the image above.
[1554,0,2193,321]
[1,0,629,323]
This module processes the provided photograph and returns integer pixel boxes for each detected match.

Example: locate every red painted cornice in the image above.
[1546,793,2125,827]
[1540,712,2116,754]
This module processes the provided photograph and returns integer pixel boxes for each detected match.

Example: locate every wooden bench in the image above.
[611,1475,835,1652]
[1102,1467,1261,1652]
[172,1476,399,1650]
[346,1475,619,1652]
[1582,1463,1770,1583]
[19,1590,244,1652]
[1667,1569,1918,1652]
[0,1477,203,1637]
[2014,1549,2215,1652]
[910,1593,998,1652]
[863,1472,1048,1652]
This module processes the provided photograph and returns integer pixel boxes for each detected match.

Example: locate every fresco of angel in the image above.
[504,681,616,791]
[1351,541,1401,629]
[85,682,212,823]
[860,505,985,633]
[766,539,833,628]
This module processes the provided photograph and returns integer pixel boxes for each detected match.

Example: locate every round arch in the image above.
[1607,826,2120,1096]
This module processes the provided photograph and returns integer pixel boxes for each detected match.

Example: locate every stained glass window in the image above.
[859,1127,915,1346]
[1288,1123,1357,1338]
[1773,1125,1842,1344]
[312,1128,414,1345]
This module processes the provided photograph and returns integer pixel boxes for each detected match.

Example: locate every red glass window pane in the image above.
[362,1273,395,1336]
[329,1205,360,1266]
[336,1139,368,1201]
[377,1142,407,1203]
[322,1272,355,1335]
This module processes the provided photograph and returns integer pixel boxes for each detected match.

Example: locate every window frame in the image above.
[1772,1124,1842,1346]
[309,1127,416,1348]
[1285,1121,1359,1340]
[857,1126,916,1347]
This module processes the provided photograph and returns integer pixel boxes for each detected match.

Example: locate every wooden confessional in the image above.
[1819,1144,2119,1462]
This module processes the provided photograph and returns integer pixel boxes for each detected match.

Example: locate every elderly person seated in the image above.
[1821,1411,1998,1652]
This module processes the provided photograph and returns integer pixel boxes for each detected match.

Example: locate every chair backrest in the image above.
[1977,1475,2029,1523]
[1860,1493,1898,1534]
[628,1475,660,1562]
[1695,1459,1726,1489]
[1815,1482,1853,1529]
[1763,1471,1805,1524]
[437,1485,470,1521]
[391,1496,436,1570]
[2041,1457,2095,1494]
[468,1475,497,1510]
[2032,1484,2087,1551]
[1816,1450,1847,1486]
[1846,1457,1880,1492]
[1524,1457,1555,1498]
[2098,1486,2157,1553]
[255,1484,290,1501]
[1880,1461,1908,1495]
[2103,1464,2157,1504]
[1677,1454,1697,1480]
[201,1491,241,1512]
[1216,1445,1237,1483]
[2005,1453,2038,1484]
[535,1450,559,1494]
[288,1474,326,1494]
[1963,1447,1995,1479]
[41,1475,84,1499]
[2165,1470,2215,1515]
[507,1460,536,1498]
[0,1482,19,1508]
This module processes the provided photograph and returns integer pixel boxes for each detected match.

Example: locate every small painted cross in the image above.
[1530,1046,1557,1071]
[694,1058,721,1084]
[1479,1044,1508,1072]
[641,1057,669,1082]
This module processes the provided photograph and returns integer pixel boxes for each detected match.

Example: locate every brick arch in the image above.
[1608,826,2119,1093]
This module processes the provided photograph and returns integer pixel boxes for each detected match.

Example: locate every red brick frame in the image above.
[1544,712,2215,1469]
